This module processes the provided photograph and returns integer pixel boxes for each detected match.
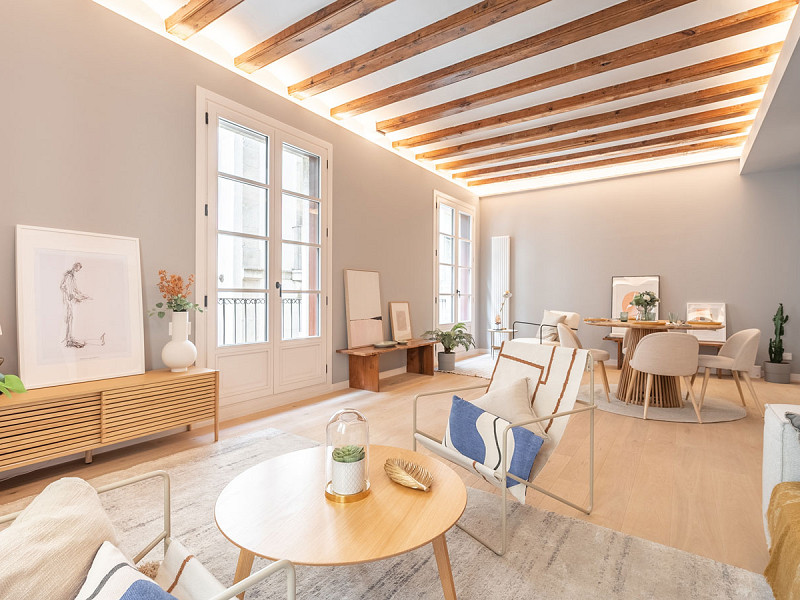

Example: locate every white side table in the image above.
[487,328,517,359]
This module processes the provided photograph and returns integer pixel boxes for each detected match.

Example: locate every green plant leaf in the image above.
[0,386,10,398]
[2,375,25,393]
[158,311,166,318]
[156,302,163,308]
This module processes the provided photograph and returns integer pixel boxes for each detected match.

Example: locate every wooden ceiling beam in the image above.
[417,76,768,161]
[377,0,797,134]
[468,136,748,186]
[331,0,698,120]
[394,43,781,149]
[455,120,752,180]
[235,0,397,74]
[287,0,552,99]
[165,0,245,40]
[436,100,760,171]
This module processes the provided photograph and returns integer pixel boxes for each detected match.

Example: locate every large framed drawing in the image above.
[687,302,727,342]
[610,275,661,336]
[389,301,413,341]
[16,225,145,389]
[344,269,383,348]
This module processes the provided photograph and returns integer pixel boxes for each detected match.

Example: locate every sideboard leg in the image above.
[84,450,93,464]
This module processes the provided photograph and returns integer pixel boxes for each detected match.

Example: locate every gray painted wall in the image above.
[0,0,477,386]
[478,161,800,372]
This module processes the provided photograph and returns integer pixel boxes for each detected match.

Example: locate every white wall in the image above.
[478,161,800,371]
[0,0,477,388]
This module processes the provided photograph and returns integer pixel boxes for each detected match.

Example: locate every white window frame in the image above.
[432,190,479,339]
[194,87,333,389]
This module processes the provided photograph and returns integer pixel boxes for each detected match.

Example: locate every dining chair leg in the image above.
[624,370,636,405]
[598,361,611,403]
[683,376,703,424]
[643,373,653,420]
[731,371,747,407]
[686,371,698,402]
[741,372,765,417]
[699,367,711,410]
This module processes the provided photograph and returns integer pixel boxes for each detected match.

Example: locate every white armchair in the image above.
[0,471,295,600]
[413,341,595,556]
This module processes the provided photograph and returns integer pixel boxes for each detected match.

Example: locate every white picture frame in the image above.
[610,275,660,336]
[389,301,413,341]
[686,302,727,342]
[16,225,145,389]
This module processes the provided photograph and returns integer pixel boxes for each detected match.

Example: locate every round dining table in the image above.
[584,319,725,408]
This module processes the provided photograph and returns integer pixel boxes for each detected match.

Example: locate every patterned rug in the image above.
[580,384,747,423]
[0,429,771,599]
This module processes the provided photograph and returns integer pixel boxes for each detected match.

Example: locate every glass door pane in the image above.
[216,118,270,347]
[281,143,322,340]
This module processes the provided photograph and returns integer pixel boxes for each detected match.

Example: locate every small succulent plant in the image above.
[332,445,365,463]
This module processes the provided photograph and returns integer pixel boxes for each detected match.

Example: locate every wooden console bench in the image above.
[337,339,436,392]
[0,367,218,473]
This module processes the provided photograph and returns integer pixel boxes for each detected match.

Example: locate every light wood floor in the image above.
[1,365,796,574]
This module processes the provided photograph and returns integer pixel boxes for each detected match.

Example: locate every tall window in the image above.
[436,194,475,328]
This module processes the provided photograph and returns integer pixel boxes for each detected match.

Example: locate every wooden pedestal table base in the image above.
[337,339,436,392]
[215,445,467,600]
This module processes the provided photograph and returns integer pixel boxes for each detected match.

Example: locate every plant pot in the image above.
[331,458,366,495]
[763,361,792,384]
[437,351,456,372]
[162,311,197,373]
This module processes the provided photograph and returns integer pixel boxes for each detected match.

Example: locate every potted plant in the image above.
[631,291,659,321]
[764,303,791,384]
[422,322,475,372]
[0,373,25,398]
[330,444,366,495]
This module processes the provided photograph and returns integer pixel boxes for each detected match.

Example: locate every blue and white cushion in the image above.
[74,542,177,600]
[444,395,544,502]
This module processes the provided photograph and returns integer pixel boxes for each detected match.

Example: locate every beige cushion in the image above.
[473,377,548,439]
[589,348,610,362]
[154,538,225,600]
[540,312,567,342]
[0,478,119,600]
[545,310,581,330]
[698,354,735,370]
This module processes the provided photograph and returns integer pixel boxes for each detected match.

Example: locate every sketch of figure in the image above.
[60,262,106,348]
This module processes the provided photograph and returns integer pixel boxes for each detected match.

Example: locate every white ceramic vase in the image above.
[162,311,197,373]
[331,459,366,495]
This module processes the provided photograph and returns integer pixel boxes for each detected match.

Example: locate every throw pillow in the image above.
[0,478,119,600]
[74,541,177,600]
[444,396,544,491]
[471,378,548,439]
[540,311,567,342]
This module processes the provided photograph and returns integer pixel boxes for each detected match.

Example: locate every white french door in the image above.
[434,192,476,336]
[198,94,330,406]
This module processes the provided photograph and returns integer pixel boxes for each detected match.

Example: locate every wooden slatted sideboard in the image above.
[0,367,218,473]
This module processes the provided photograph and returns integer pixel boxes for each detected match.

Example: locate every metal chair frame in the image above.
[412,354,595,556]
[0,470,296,600]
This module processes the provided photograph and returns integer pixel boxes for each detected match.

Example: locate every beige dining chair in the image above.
[689,328,763,416]
[626,332,702,422]
[557,323,611,402]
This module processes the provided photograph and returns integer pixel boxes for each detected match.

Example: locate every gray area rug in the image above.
[0,429,770,599]
[441,353,495,379]
[580,384,747,423]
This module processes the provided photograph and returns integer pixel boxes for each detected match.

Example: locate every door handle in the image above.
[276,281,282,297]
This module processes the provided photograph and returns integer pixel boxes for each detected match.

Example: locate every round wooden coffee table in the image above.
[215,444,467,599]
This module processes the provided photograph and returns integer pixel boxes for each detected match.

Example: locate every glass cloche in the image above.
[325,408,370,503]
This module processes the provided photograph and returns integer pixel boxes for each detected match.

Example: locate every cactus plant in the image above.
[769,303,789,364]
[332,445,365,463]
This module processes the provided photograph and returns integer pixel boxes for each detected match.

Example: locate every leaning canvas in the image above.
[686,302,727,342]
[16,225,145,388]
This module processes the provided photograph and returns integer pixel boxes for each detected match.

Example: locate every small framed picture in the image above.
[16,225,145,389]
[389,302,413,342]
[686,302,727,342]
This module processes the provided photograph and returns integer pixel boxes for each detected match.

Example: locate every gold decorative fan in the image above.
[384,458,433,492]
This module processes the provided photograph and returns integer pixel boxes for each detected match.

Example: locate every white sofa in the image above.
[763,404,800,544]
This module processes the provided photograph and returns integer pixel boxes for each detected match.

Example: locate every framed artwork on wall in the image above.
[610,275,661,336]
[686,302,727,342]
[343,269,383,348]
[389,301,413,341]
[16,225,145,389]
